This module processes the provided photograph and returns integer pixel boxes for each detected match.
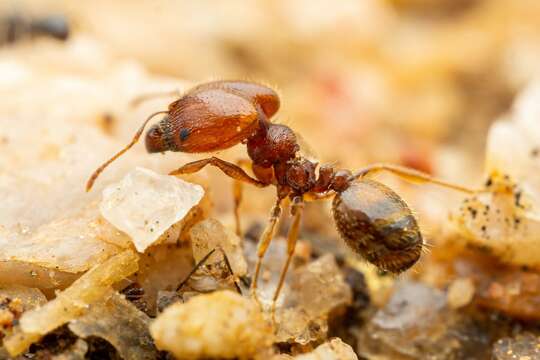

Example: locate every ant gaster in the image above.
[86,80,477,310]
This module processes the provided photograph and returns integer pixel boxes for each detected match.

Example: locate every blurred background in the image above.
[2,0,540,228]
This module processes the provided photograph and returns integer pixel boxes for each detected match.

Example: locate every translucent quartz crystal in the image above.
[0,285,46,310]
[275,254,352,344]
[358,281,494,359]
[294,338,358,360]
[150,290,272,359]
[243,236,290,303]
[134,243,194,315]
[0,203,124,277]
[492,333,540,360]
[100,167,204,252]
[69,292,158,360]
[50,339,88,360]
[190,218,248,276]
[156,290,181,313]
[3,250,139,356]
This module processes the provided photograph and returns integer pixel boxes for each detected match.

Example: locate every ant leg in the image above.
[177,246,242,294]
[251,196,285,303]
[271,196,304,315]
[86,110,169,192]
[233,159,253,237]
[169,157,268,188]
[351,163,479,194]
[130,89,182,108]
[233,180,243,237]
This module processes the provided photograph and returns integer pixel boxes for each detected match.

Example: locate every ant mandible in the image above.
[86,80,477,310]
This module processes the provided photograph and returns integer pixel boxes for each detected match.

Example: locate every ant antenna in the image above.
[85,110,169,192]
[177,247,242,294]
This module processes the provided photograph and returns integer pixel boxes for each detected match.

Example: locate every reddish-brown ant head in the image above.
[145,116,173,153]
[146,82,277,154]
[286,159,317,193]
[247,124,299,167]
[85,80,281,192]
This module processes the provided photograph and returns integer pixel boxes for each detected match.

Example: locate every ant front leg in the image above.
[169,157,268,188]
[233,159,253,237]
[271,196,304,315]
[170,157,268,236]
[352,163,480,194]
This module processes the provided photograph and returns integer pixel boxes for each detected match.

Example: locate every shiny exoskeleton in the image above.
[86,80,476,309]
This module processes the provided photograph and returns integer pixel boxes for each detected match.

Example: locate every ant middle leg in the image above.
[351,163,479,194]
[177,246,242,294]
[233,159,253,237]
[251,195,286,304]
[271,196,304,315]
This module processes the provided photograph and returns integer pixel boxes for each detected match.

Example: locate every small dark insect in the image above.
[120,282,149,314]
[1,14,69,45]
[86,80,477,310]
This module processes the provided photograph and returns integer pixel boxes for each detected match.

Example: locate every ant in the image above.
[86,80,477,311]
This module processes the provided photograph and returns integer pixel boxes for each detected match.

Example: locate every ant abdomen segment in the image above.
[333,179,422,273]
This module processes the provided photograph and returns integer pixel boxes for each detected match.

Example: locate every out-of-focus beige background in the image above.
[3,0,540,226]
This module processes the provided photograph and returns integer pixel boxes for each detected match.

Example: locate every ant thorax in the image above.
[246,123,299,168]
[282,158,318,194]
[245,122,353,195]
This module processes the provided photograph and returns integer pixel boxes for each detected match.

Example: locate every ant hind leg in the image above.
[351,163,480,194]
[251,196,285,304]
